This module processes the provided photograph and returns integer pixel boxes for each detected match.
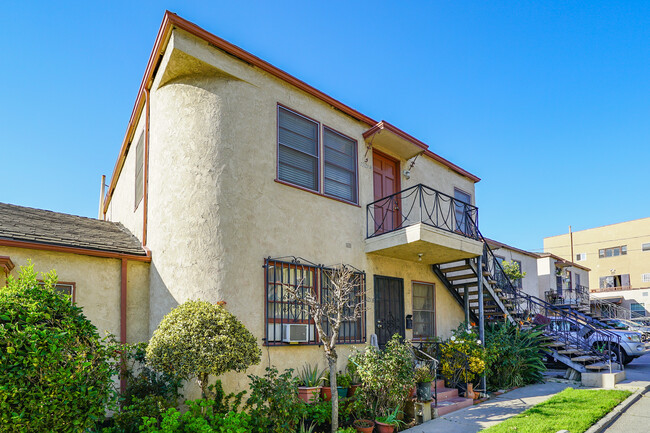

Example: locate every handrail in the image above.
[366,183,479,240]
[468,213,623,370]
[415,340,471,395]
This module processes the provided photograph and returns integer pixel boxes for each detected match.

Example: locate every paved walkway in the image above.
[403,381,575,433]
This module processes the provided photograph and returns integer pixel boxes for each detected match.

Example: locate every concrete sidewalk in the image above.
[403,381,575,433]
[602,390,650,432]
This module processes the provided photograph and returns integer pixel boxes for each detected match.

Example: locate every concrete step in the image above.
[432,397,474,417]
[434,386,459,402]
[434,379,445,388]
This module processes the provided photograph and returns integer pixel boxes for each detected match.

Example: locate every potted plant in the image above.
[321,373,332,401]
[298,364,325,404]
[347,359,362,397]
[375,407,404,433]
[413,365,434,402]
[337,372,352,399]
[352,419,375,433]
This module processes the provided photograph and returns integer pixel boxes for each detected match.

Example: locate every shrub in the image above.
[0,263,117,432]
[146,300,261,397]
[245,367,305,433]
[139,401,252,433]
[440,325,486,385]
[351,334,415,418]
[484,321,546,390]
[108,343,184,433]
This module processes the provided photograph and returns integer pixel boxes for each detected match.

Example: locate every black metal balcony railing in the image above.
[366,184,479,240]
[545,284,590,307]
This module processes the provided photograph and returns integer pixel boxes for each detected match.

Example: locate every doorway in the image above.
[374,275,405,348]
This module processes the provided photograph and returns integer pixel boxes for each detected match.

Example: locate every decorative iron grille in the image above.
[263,257,366,346]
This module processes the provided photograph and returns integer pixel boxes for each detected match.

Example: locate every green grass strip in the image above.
[480,387,631,433]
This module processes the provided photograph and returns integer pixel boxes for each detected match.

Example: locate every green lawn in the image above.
[480,388,631,433]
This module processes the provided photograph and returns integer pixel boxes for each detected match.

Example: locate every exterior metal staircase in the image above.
[433,225,623,374]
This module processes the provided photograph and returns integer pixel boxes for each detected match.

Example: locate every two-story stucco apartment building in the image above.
[1,12,496,394]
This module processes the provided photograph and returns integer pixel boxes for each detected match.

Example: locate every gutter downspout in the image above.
[120,258,128,393]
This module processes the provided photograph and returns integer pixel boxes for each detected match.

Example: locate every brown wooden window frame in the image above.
[264,257,366,346]
[411,281,435,341]
[276,104,359,206]
[599,245,627,258]
[38,280,76,303]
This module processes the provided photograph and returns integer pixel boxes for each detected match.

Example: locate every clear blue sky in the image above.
[1,1,648,252]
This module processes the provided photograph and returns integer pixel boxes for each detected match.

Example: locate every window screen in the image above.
[323,127,357,202]
[412,282,435,340]
[278,107,319,191]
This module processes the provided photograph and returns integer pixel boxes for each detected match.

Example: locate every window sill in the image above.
[274,179,360,208]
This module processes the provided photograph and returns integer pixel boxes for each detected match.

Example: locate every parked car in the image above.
[546,317,650,365]
[601,318,650,341]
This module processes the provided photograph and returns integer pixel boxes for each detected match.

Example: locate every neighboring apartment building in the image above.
[544,218,650,317]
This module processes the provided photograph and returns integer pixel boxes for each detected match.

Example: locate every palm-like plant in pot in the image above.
[375,407,405,433]
[298,364,326,404]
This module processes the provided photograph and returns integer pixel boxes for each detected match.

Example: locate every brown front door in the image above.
[373,151,400,234]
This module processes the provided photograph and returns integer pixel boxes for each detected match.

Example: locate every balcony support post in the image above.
[476,248,486,395]
[464,283,470,324]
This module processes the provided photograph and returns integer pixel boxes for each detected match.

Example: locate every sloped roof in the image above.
[0,202,146,257]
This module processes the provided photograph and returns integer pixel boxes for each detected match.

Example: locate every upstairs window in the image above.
[135,134,145,208]
[278,107,319,191]
[643,243,650,252]
[576,253,586,261]
[323,128,357,202]
[277,106,358,204]
[599,245,627,258]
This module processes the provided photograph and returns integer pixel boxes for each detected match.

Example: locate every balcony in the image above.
[365,184,484,264]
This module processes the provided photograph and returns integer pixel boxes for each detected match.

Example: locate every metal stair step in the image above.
[446,274,476,282]
[571,355,601,362]
[441,265,472,273]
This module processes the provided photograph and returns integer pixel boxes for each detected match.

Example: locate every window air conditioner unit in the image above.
[282,323,309,343]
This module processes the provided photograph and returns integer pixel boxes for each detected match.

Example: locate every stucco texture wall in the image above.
[105,108,146,242]
[108,28,476,394]
[0,246,150,343]
[544,218,650,291]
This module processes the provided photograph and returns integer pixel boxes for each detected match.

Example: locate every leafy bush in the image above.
[245,367,305,433]
[484,321,546,390]
[146,300,261,397]
[107,343,184,433]
[440,325,486,385]
[0,264,117,432]
[139,400,252,433]
[351,334,415,418]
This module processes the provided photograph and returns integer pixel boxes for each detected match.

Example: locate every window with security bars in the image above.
[277,106,358,204]
[412,282,435,340]
[264,258,366,345]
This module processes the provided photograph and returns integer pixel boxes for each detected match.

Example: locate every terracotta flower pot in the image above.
[348,383,361,397]
[465,383,476,399]
[375,420,395,433]
[321,386,332,401]
[353,419,375,433]
[298,386,321,404]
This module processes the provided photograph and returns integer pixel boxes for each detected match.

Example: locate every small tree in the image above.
[501,260,526,288]
[146,300,261,398]
[285,264,365,433]
[0,263,117,432]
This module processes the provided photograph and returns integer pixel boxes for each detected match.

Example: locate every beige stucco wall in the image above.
[536,256,589,301]
[105,108,147,241]
[104,28,476,395]
[0,246,150,343]
[544,218,650,291]
[489,246,540,299]
[591,288,650,316]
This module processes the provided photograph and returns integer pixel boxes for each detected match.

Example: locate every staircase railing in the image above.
[469,214,623,370]
[414,340,471,396]
[591,297,633,320]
